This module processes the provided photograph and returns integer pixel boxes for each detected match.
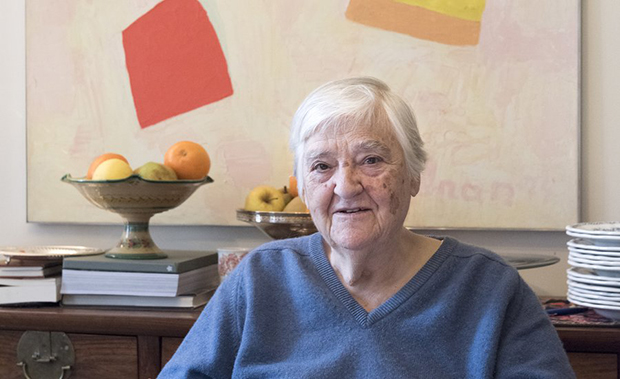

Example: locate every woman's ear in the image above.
[411,177,421,197]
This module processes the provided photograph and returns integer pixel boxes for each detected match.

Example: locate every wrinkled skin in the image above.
[301,125,419,257]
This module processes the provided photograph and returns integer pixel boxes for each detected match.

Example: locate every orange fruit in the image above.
[86,153,129,179]
[288,175,298,198]
[164,141,211,179]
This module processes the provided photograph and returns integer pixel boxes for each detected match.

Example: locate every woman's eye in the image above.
[312,163,329,172]
[364,156,382,165]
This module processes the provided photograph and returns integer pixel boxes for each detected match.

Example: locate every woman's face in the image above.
[301,124,419,252]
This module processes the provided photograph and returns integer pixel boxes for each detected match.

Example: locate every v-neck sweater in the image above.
[159,234,574,379]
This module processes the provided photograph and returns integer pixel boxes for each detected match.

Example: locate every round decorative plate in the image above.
[566,222,620,236]
[500,254,559,270]
[0,246,104,260]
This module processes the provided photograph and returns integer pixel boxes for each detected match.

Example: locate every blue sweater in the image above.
[159,234,574,378]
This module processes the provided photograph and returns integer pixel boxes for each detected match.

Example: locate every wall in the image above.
[1,1,619,297]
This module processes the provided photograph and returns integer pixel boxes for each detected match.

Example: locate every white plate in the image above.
[569,253,620,266]
[568,259,620,276]
[567,294,620,314]
[567,279,620,293]
[566,222,620,235]
[0,246,104,261]
[567,292,620,307]
[568,246,620,257]
[567,238,620,252]
[592,308,620,321]
[567,268,620,284]
[570,251,620,263]
[565,231,620,246]
[569,287,620,301]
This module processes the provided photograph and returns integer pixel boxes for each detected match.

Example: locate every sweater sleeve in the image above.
[157,273,243,378]
[494,277,575,378]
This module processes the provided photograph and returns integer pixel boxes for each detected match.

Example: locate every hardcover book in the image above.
[62,250,217,273]
[61,264,219,297]
[62,289,215,308]
[0,276,62,304]
[0,264,62,278]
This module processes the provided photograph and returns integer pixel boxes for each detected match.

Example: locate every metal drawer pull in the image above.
[17,362,71,379]
[16,331,75,379]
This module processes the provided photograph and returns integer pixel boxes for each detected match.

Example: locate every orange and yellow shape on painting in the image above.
[346,0,486,46]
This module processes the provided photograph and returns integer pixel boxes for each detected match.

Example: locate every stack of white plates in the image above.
[566,222,620,320]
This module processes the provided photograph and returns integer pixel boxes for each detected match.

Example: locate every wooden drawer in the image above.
[0,330,138,378]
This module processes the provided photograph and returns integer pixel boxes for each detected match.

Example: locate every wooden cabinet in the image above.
[0,306,200,378]
[558,326,620,379]
[0,306,618,378]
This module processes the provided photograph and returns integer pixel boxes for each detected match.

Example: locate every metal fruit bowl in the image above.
[62,174,213,259]
[236,209,317,240]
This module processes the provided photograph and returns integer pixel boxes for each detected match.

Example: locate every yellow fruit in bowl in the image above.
[245,185,286,212]
[283,196,309,213]
[86,153,128,179]
[279,186,293,206]
[92,158,133,180]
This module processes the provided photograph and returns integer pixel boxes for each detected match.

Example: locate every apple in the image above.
[92,158,133,180]
[134,162,178,181]
[283,196,309,213]
[244,185,286,212]
[86,153,128,179]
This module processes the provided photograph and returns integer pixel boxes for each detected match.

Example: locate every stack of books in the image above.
[60,250,219,308]
[0,255,63,305]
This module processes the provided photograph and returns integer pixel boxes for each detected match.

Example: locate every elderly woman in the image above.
[159,77,574,378]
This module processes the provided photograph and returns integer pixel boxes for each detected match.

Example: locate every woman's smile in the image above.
[332,208,372,223]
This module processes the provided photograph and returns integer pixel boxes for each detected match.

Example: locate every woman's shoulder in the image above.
[251,232,318,256]
[437,236,514,271]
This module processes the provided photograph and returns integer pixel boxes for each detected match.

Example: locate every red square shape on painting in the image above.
[123,0,233,128]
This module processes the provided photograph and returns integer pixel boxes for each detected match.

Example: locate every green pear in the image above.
[134,162,178,181]
[279,186,293,206]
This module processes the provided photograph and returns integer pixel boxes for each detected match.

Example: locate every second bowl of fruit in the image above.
[236,176,317,240]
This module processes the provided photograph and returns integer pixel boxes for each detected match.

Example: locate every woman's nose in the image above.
[333,165,363,198]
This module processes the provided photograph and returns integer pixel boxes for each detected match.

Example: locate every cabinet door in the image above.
[0,330,139,378]
[162,337,184,368]
[0,331,22,379]
[568,352,618,379]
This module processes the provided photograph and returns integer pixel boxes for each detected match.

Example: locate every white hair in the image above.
[289,77,427,195]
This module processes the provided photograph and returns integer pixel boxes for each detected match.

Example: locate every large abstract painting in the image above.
[27,0,580,229]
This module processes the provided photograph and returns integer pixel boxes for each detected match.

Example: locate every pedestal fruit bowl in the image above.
[236,209,317,240]
[62,174,213,259]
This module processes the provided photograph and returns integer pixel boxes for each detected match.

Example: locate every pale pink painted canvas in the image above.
[26,0,579,229]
